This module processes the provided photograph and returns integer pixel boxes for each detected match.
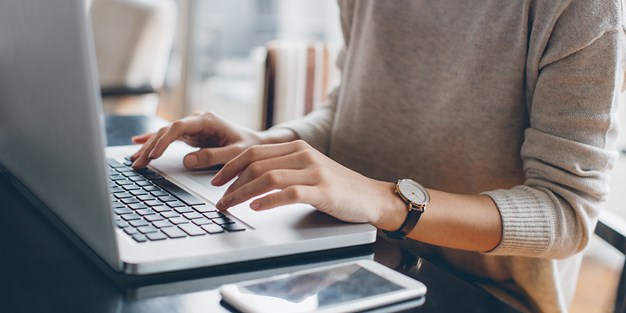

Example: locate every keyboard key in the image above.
[203,212,223,219]
[130,189,148,196]
[153,179,205,205]
[139,168,156,175]
[179,224,205,236]
[144,186,161,192]
[145,214,164,222]
[113,207,133,215]
[121,198,140,205]
[152,220,173,228]
[192,218,213,226]
[122,171,141,177]
[110,185,124,193]
[111,201,125,208]
[162,227,187,239]
[117,180,134,186]
[161,211,179,219]
[130,219,150,227]
[106,158,126,168]
[145,173,164,181]
[166,201,186,208]
[169,217,189,225]
[109,174,125,180]
[183,212,203,220]
[159,196,178,202]
[153,206,171,213]
[144,200,163,207]
[173,206,194,214]
[138,195,156,202]
[212,217,235,225]
[201,224,225,234]
[129,176,147,182]
[136,181,153,187]
[121,213,141,221]
[137,225,159,234]
[146,232,167,241]
[129,203,148,210]
[193,204,216,213]
[115,220,129,228]
[124,228,138,235]
[136,209,155,216]
[132,234,148,243]
[222,223,246,232]
[122,184,141,191]
[151,191,168,197]
[114,192,132,199]
[118,167,135,173]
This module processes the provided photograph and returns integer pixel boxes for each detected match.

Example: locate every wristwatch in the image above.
[384,179,430,239]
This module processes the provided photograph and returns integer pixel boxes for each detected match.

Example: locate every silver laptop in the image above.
[0,0,376,275]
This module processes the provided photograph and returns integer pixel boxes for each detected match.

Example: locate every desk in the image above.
[0,115,520,313]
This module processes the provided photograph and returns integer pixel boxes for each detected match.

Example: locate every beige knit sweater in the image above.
[276,0,626,312]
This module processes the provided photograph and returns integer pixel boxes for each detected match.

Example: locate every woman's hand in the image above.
[211,140,406,228]
[130,112,296,170]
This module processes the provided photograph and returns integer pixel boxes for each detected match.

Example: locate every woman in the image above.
[131,1,625,312]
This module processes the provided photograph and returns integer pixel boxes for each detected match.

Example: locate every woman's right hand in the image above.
[130,112,265,170]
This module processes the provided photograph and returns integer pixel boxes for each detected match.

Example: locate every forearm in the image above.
[374,181,502,252]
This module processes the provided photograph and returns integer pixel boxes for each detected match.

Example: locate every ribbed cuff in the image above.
[482,186,556,257]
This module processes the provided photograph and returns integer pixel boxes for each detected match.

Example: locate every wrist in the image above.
[371,181,409,231]
[257,128,299,145]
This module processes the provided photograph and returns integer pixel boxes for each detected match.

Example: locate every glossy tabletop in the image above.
[0,115,520,313]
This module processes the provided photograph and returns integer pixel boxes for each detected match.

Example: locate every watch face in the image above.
[397,179,429,205]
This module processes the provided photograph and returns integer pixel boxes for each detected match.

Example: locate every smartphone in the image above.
[219,260,427,313]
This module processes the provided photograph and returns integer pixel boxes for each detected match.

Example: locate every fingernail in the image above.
[250,201,261,210]
[211,173,222,185]
[185,155,198,168]
[217,195,233,210]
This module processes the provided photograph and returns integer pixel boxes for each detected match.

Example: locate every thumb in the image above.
[183,145,243,169]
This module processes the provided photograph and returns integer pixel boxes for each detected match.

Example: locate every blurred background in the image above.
[86,1,626,312]
[89,0,342,130]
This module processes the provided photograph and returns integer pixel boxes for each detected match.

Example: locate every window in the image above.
[166,0,342,129]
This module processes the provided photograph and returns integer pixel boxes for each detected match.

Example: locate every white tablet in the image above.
[219,260,427,313]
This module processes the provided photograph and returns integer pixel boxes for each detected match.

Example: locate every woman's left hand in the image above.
[211,140,403,228]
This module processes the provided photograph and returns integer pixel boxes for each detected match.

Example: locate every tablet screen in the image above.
[240,263,404,309]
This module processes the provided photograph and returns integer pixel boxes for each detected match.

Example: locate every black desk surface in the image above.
[0,115,520,313]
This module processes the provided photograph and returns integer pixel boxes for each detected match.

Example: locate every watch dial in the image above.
[398,180,429,205]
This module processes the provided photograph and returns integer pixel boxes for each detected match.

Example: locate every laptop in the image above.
[0,0,376,276]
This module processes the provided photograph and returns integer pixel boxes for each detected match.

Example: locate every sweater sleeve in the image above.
[483,23,625,258]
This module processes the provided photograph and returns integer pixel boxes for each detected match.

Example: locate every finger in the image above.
[216,169,316,210]
[183,145,244,169]
[213,140,308,186]
[249,186,319,211]
[131,133,153,144]
[222,153,308,195]
[130,133,155,160]
[132,127,168,169]
[147,120,190,159]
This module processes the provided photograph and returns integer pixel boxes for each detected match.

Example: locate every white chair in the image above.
[90,0,177,114]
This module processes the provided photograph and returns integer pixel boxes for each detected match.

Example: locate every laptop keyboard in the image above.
[107,158,245,243]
